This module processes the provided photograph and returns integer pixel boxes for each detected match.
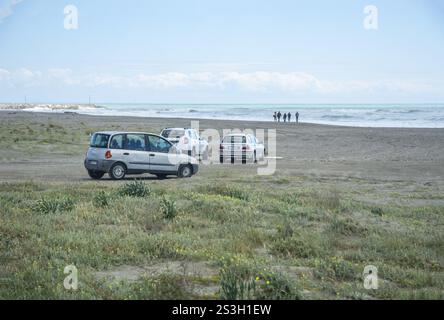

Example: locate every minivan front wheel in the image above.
[88,170,105,180]
[178,164,193,178]
[109,163,126,180]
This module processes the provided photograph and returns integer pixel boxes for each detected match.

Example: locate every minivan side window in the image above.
[90,133,110,148]
[109,134,124,149]
[126,134,147,151]
[148,135,171,153]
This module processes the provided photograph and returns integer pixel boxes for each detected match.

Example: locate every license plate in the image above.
[89,160,98,165]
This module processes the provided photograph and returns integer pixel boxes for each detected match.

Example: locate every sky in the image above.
[0,0,443,104]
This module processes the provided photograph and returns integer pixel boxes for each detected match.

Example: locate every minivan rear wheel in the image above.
[178,164,193,178]
[109,163,126,180]
[88,170,105,180]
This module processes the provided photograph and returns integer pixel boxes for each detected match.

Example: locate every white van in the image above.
[84,131,199,180]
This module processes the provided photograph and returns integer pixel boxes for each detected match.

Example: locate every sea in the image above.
[4,103,444,128]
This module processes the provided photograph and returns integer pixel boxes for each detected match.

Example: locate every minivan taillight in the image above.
[105,150,112,159]
[242,145,250,151]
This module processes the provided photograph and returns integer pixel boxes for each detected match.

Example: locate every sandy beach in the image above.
[1,111,443,184]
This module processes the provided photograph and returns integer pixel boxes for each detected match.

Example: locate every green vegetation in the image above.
[93,191,111,208]
[34,196,75,214]
[1,177,443,299]
[118,180,151,198]
[160,196,178,220]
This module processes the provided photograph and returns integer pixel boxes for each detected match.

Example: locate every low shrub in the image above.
[271,234,323,258]
[219,263,301,300]
[161,196,178,220]
[133,275,188,299]
[314,256,357,281]
[270,229,324,258]
[219,264,256,300]
[329,217,368,236]
[254,272,302,300]
[93,191,111,208]
[34,197,75,214]
[371,207,384,216]
[119,180,151,198]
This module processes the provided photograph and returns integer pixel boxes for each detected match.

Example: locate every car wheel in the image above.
[178,164,193,178]
[156,174,167,179]
[109,163,126,180]
[254,150,257,163]
[219,155,223,164]
[88,170,105,180]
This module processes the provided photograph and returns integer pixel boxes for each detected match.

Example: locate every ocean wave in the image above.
[0,103,102,110]
[322,115,355,119]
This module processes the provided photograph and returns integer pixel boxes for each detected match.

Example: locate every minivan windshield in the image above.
[161,129,185,139]
[90,133,110,148]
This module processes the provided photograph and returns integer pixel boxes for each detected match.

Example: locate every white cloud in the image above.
[0,67,439,96]
[219,71,321,91]
[0,0,24,23]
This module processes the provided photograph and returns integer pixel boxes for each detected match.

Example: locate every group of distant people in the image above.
[273,111,299,123]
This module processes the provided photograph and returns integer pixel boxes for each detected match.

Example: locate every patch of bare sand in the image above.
[93,260,218,283]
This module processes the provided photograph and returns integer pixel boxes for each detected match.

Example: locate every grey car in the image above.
[84,131,199,180]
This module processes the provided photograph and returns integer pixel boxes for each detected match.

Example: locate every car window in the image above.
[126,134,147,151]
[233,136,246,144]
[109,134,124,149]
[148,135,171,153]
[90,133,110,148]
[161,129,185,138]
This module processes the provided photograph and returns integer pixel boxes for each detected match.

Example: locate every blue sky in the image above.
[0,0,443,103]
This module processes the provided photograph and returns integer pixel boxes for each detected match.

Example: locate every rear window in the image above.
[90,133,110,148]
[161,129,185,139]
[223,136,246,143]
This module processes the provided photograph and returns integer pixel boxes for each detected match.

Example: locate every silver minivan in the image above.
[84,131,199,180]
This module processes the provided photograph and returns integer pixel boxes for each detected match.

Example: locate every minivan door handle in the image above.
[149,154,155,157]
[123,152,130,156]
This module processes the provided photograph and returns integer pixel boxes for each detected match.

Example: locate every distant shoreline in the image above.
[2,109,444,131]
[2,102,444,128]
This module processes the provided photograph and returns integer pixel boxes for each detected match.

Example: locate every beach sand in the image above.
[1,111,443,184]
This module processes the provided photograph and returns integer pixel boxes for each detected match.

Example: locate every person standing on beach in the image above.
[287,112,291,122]
[296,112,299,124]
[273,112,277,122]
[283,113,287,123]
[277,111,281,122]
